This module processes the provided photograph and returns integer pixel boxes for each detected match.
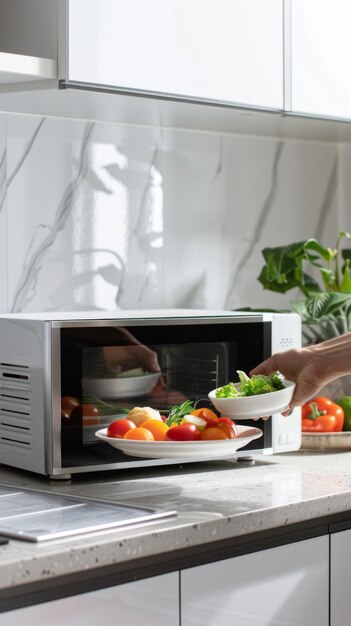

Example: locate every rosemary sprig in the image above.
[165,400,195,427]
[82,392,130,414]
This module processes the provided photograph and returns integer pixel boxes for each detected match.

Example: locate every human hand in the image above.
[102,345,161,375]
[250,347,326,410]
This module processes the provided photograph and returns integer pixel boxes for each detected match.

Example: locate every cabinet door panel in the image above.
[331,529,351,626]
[291,0,351,119]
[0,572,179,626]
[182,536,328,626]
[68,0,283,109]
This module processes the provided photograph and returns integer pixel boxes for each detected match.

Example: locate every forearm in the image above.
[309,332,351,379]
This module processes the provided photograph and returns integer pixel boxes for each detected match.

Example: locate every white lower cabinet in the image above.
[330,528,351,626]
[0,572,179,626]
[181,536,329,626]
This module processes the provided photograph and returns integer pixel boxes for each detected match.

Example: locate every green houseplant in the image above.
[257,230,351,344]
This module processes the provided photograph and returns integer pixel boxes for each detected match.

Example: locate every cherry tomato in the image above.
[217,417,233,426]
[216,422,236,439]
[61,396,80,416]
[141,419,169,441]
[191,409,218,429]
[123,427,154,441]
[191,408,218,422]
[61,408,71,420]
[71,403,100,417]
[107,419,136,439]
[165,424,200,441]
[70,403,100,425]
[217,417,238,438]
[61,408,71,426]
[203,418,218,428]
[83,416,100,426]
[199,427,228,440]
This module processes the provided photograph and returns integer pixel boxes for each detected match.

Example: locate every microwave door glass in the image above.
[59,321,272,468]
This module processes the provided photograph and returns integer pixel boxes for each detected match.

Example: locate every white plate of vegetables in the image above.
[208,370,295,419]
[95,425,263,459]
[94,399,263,459]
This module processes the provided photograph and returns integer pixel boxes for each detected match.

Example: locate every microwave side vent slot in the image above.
[0,362,33,448]
[0,387,30,403]
[0,364,30,386]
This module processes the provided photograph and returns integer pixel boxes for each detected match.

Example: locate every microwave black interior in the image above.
[59,320,272,468]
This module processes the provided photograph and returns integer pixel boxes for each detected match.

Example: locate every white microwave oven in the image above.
[0,310,301,479]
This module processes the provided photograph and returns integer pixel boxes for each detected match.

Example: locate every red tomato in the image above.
[61,396,80,417]
[192,409,218,428]
[61,396,80,410]
[71,403,100,417]
[218,417,238,438]
[217,417,233,426]
[70,403,100,425]
[107,419,136,439]
[202,417,219,428]
[216,422,235,439]
[191,408,218,422]
[165,424,200,441]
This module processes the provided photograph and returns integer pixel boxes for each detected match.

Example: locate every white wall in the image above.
[0,114,341,314]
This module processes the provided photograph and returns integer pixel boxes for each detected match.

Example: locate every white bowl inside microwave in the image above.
[208,380,295,419]
[82,371,161,400]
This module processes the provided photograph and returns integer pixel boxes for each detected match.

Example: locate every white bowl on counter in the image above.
[208,380,295,419]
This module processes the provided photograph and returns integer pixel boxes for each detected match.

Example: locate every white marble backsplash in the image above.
[0,114,343,313]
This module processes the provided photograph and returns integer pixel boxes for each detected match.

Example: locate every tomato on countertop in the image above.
[302,396,344,432]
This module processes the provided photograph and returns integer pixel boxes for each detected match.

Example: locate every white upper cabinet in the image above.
[0,0,57,84]
[290,0,351,119]
[65,0,284,110]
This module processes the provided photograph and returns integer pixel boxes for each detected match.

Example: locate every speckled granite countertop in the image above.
[1,451,351,591]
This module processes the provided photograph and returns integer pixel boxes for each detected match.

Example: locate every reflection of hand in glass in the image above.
[101,327,161,375]
[102,344,161,375]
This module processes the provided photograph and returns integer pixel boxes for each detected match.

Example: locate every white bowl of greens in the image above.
[208,371,295,419]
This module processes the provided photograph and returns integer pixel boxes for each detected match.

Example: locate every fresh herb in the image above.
[82,392,130,415]
[165,400,195,427]
[215,370,285,398]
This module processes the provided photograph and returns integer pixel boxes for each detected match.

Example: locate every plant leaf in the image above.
[259,241,324,296]
[340,259,351,292]
[291,292,351,322]
[339,231,351,241]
